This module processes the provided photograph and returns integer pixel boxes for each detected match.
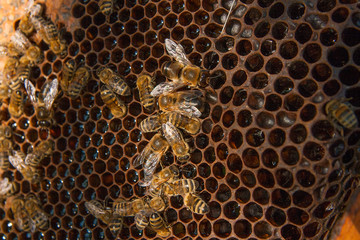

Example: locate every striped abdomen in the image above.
[137,74,155,110]
[113,200,134,216]
[166,111,201,135]
[333,104,357,129]
[139,114,161,133]
[0,151,10,170]
[184,193,209,214]
[108,215,123,236]
[135,212,149,230]
[60,59,75,91]
[67,67,89,99]
[100,85,127,117]
[100,0,113,15]
[172,179,198,194]
[9,90,24,118]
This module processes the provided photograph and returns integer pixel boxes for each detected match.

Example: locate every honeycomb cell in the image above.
[241,170,256,188]
[242,148,259,168]
[269,2,284,18]
[265,207,286,227]
[244,202,263,222]
[199,219,211,237]
[272,189,291,208]
[254,21,270,38]
[265,94,282,112]
[253,187,270,205]
[213,219,232,238]
[246,128,265,147]
[245,53,264,72]
[339,65,360,86]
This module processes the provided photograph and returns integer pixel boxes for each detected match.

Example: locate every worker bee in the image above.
[60,58,75,92]
[18,14,34,36]
[3,57,19,82]
[137,73,156,111]
[135,210,150,230]
[133,133,170,187]
[97,67,131,96]
[9,56,31,91]
[24,193,49,231]
[151,165,180,189]
[0,178,19,199]
[162,179,199,196]
[149,212,171,238]
[140,112,201,135]
[162,122,190,160]
[150,39,209,97]
[25,139,54,168]
[9,150,42,184]
[157,90,205,118]
[10,30,32,54]
[184,193,209,214]
[11,196,35,232]
[0,125,13,170]
[67,66,90,99]
[24,78,58,128]
[113,199,137,217]
[25,46,43,65]
[100,85,127,118]
[9,90,24,118]
[99,0,114,17]
[325,98,358,136]
[149,196,167,212]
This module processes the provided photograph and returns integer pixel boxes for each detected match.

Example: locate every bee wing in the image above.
[24,79,38,106]
[9,151,26,171]
[108,214,123,237]
[140,151,162,187]
[150,82,185,97]
[85,201,107,217]
[24,153,36,166]
[177,90,203,118]
[133,145,151,167]
[162,122,182,144]
[165,39,191,65]
[42,78,58,110]
[10,30,31,53]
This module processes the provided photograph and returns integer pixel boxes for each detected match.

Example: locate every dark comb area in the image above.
[0,0,360,239]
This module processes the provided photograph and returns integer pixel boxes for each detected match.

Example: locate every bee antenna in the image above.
[220,0,236,35]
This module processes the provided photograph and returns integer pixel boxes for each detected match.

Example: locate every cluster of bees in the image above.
[85,39,214,236]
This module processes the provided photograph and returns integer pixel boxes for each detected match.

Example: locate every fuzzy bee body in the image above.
[135,211,149,230]
[9,90,24,118]
[100,0,113,16]
[67,66,90,99]
[11,196,35,232]
[149,212,171,237]
[184,193,209,214]
[60,59,76,92]
[137,73,156,111]
[97,67,131,96]
[25,193,49,231]
[100,85,127,117]
[325,99,358,135]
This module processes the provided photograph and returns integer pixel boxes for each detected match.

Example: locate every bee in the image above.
[11,196,35,232]
[150,39,209,97]
[60,58,75,93]
[100,85,127,118]
[25,46,43,65]
[10,30,32,54]
[3,57,19,82]
[133,133,170,187]
[137,73,156,111]
[325,98,358,136]
[24,193,49,231]
[18,14,34,36]
[184,193,209,214]
[30,16,67,58]
[99,0,114,17]
[0,178,19,199]
[140,111,201,135]
[113,198,149,217]
[162,122,190,161]
[135,210,150,230]
[25,139,54,168]
[9,56,31,92]
[157,90,204,118]
[151,165,180,188]
[67,66,90,99]
[149,212,171,238]
[149,196,166,212]
[9,90,24,118]
[162,179,199,196]
[97,67,131,96]
[0,125,13,170]
[9,150,42,184]
[24,78,58,128]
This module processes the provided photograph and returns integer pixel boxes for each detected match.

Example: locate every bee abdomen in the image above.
[100,0,112,15]
[335,106,358,129]
[0,151,10,170]
[67,82,83,99]
[135,213,149,230]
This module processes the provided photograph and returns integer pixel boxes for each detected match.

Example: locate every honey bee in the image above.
[149,212,171,238]
[11,196,35,232]
[184,193,209,214]
[24,78,59,128]
[135,210,150,230]
[24,193,49,231]
[3,57,19,82]
[149,196,166,212]
[150,39,209,96]
[25,139,54,168]
[100,85,127,117]
[0,178,19,199]
[10,30,32,55]
[162,122,190,161]
[60,58,75,92]
[140,111,201,135]
[9,90,24,118]
[162,179,199,196]
[25,46,43,65]
[0,125,13,170]
[133,133,169,187]
[97,67,131,96]
[9,56,31,92]
[151,165,180,188]
[325,98,358,136]
[19,14,34,36]
[137,73,156,111]
[67,66,90,99]
[158,90,204,118]
[99,0,114,17]
[9,150,42,184]
[113,198,148,217]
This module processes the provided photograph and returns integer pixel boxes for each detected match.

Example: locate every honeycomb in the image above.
[0,0,360,239]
